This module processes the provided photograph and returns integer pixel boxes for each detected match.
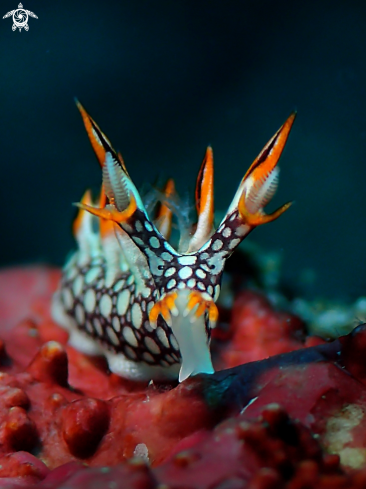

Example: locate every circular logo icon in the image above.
[12,8,28,30]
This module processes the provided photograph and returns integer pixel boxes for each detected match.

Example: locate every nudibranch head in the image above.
[52,103,295,382]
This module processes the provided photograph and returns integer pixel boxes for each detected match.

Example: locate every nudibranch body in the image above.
[52,104,295,382]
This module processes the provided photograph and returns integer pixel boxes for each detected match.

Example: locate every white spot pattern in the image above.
[117,289,130,316]
[161,252,173,262]
[142,352,154,363]
[178,255,197,265]
[144,337,161,354]
[196,269,206,279]
[147,301,154,315]
[113,280,125,292]
[93,318,103,336]
[149,236,160,249]
[212,239,223,251]
[85,320,93,333]
[165,267,176,277]
[135,220,143,232]
[107,327,120,346]
[235,225,247,237]
[131,303,143,329]
[75,304,85,325]
[66,266,78,281]
[229,238,241,249]
[72,275,84,296]
[178,266,193,280]
[125,346,137,360]
[84,288,96,313]
[134,237,144,247]
[167,279,176,290]
[141,287,151,298]
[100,294,113,318]
[145,221,153,232]
[187,278,196,288]
[112,316,121,333]
[85,267,100,284]
[123,327,138,347]
[156,327,169,348]
[62,288,73,310]
[214,285,221,301]
[170,335,179,351]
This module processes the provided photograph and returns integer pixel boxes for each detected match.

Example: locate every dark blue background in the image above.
[1,0,366,299]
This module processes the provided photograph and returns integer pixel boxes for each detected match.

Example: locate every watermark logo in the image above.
[3,3,38,32]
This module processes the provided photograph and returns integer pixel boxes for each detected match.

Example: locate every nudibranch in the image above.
[52,104,295,382]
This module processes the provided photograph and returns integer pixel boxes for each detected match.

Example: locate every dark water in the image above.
[1,0,366,299]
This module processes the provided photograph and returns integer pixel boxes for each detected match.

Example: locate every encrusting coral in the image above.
[1,267,366,487]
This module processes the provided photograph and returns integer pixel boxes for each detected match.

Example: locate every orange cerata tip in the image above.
[74,194,137,225]
[72,189,92,236]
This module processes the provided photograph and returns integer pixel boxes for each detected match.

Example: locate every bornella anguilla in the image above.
[52,103,295,382]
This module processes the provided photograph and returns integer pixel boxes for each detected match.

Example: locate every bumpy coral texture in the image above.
[1,266,366,488]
